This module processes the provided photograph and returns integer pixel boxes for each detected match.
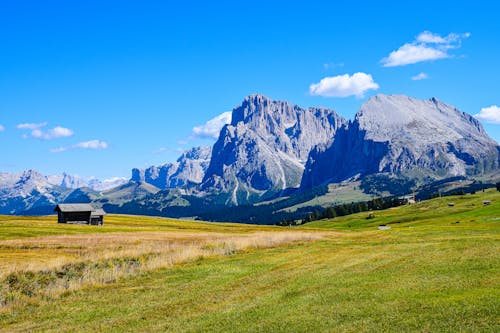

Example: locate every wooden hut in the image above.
[54,204,106,225]
[90,208,106,225]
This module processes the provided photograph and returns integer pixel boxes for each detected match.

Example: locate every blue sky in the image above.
[1,1,499,179]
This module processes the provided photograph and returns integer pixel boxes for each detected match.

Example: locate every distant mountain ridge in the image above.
[0,170,127,214]
[131,146,212,189]
[1,93,499,222]
[46,173,127,191]
[0,170,69,214]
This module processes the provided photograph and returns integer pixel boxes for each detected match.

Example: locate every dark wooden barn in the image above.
[54,204,106,225]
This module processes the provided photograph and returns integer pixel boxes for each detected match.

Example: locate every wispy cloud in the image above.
[153,147,169,154]
[411,72,429,81]
[381,31,470,67]
[16,122,47,130]
[0,124,5,132]
[474,105,500,124]
[309,72,379,98]
[323,62,344,70]
[17,122,74,140]
[33,126,74,140]
[177,140,189,145]
[192,111,232,139]
[51,140,109,153]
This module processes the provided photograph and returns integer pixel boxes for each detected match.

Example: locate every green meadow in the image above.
[0,190,499,332]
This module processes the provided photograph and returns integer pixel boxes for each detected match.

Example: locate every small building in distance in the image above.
[400,195,416,205]
[54,204,106,225]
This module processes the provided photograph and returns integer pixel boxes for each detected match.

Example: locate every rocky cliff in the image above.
[301,94,500,188]
[201,94,346,204]
[131,146,212,189]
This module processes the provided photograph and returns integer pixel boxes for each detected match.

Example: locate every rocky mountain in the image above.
[131,146,212,189]
[0,170,128,214]
[301,94,500,189]
[0,170,71,214]
[201,94,347,204]
[46,173,89,189]
[47,173,127,191]
[1,170,54,198]
[2,93,499,222]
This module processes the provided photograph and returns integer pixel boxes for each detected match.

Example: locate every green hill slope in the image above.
[1,190,499,332]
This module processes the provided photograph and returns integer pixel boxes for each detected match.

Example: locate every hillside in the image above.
[0,190,498,332]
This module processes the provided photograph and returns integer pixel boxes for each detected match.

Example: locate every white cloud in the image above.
[17,122,74,140]
[16,122,47,130]
[153,147,169,154]
[383,44,449,67]
[177,140,188,145]
[382,31,470,67]
[323,62,344,70]
[74,140,108,149]
[49,147,68,153]
[32,126,74,140]
[474,105,500,124]
[51,139,109,153]
[192,111,232,139]
[411,72,429,81]
[309,72,379,98]
[49,126,74,138]
[0,125,4,132]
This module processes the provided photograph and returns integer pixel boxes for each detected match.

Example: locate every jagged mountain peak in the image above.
[202,95,347,204]
[355,94,488,144]
[131,145,212,189]
[232,94,340,127]
[301,94,500,188]
[18,169,45,181]
[177,146,211,161]
[15,170,49,192]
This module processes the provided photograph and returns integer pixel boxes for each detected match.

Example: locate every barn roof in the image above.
[54,204,94,212]
[91,208,106,216]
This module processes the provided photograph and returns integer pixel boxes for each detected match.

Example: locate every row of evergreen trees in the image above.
[277,196,408,226]
[277,182,500,226]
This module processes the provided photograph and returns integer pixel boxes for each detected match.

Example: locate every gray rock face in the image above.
[131,146,212,189]
[201,94,347,204]
[301,94,500,188]
[0,170,70,214]
[47,173,86,189]
[0,170,128,214]
[4,170,53,198]
[46,173,127,191]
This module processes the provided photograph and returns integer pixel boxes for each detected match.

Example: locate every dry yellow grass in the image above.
[0,227,325,311]
[0,231,323,278]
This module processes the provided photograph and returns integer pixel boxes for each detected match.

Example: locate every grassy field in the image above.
[0,190,499,332]
[281,181,373,212]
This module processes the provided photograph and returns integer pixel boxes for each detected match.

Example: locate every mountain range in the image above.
[1,94,499,222]
[0,170,127,214]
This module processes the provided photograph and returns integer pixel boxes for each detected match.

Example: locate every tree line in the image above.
[276,196,408,226]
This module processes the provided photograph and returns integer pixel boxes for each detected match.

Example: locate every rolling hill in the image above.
[0,189,498,331]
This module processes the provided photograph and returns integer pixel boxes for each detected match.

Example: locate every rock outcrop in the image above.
[201,94,346,204]
[131,146,212,189]
[301,94,500,188]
